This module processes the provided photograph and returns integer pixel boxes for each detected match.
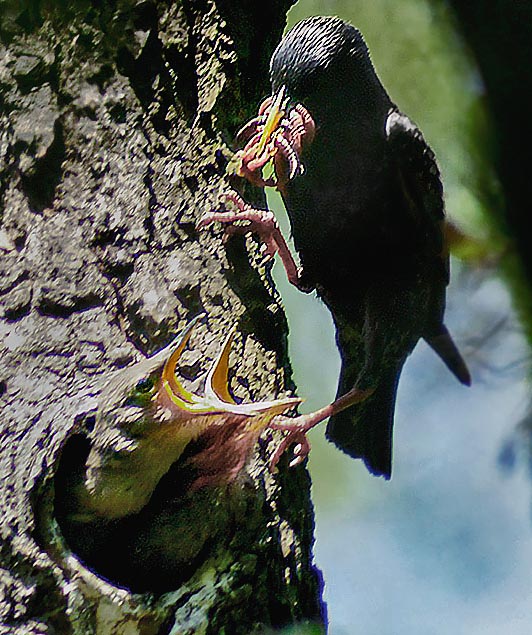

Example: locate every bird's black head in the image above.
[270,16,387,122]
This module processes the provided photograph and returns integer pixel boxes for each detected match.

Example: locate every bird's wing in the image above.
[386,108,470,385]
[385,107,446,276]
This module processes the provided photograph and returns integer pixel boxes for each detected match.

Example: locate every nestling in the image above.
[65,315,300,524]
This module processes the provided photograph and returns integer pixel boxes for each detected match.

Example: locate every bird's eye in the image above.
[135,377,154,393]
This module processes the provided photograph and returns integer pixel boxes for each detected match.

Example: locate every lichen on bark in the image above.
[0,0,324,633]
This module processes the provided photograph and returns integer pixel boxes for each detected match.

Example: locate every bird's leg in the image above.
[269,386,375,469]
[198,191,312,292]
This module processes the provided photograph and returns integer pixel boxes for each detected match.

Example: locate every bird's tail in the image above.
[424,325,471,386]
[325,365,401,479]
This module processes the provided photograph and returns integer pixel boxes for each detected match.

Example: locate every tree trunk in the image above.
[0,1,324,633]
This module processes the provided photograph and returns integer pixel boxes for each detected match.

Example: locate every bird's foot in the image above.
[269,416,316,469]
[235,88,315,191]
[268,386,376,470]
[198,191,313,292]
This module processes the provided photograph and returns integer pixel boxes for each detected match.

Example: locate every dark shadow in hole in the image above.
[52,432,262,594]
[20,120,65,213]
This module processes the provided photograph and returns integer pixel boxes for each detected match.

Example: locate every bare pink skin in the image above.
[235,98,316,192]
[268,387,375,469]
[185,416,259,492]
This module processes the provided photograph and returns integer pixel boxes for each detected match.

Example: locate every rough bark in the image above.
[0,1,324,633]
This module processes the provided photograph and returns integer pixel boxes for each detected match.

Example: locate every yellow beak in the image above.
[256,85,289,155]
[161,316,302,417]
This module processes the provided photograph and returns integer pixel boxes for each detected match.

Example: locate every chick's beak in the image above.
[159,316,301,418]
[161,317,201,408]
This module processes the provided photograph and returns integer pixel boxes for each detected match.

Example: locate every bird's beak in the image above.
[256,85,289,154]
[160,321,238,410]
[161,315,204,409]
[160,315,302,417]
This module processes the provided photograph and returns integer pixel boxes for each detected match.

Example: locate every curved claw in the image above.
[237,156,277,188]
[269,428,311,470]
[235,115,267,145]
[293,103,316,147]
[274,134,303,180]
[257,95,274,116]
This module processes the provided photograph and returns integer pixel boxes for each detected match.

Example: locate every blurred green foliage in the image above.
[287,0,502,245]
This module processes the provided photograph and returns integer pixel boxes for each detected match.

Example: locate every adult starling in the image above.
[204,16,470,478]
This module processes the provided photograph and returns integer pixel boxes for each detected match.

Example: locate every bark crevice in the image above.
[1,1,324,633]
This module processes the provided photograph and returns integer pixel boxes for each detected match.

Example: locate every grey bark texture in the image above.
[0,1,325,633]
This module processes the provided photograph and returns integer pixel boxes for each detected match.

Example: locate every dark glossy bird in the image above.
[246,16,471,478]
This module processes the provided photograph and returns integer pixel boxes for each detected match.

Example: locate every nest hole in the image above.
[49,432,258,594]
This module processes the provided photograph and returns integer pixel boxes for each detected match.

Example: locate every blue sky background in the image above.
[272,201,532,634]
[268,1,532,632]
